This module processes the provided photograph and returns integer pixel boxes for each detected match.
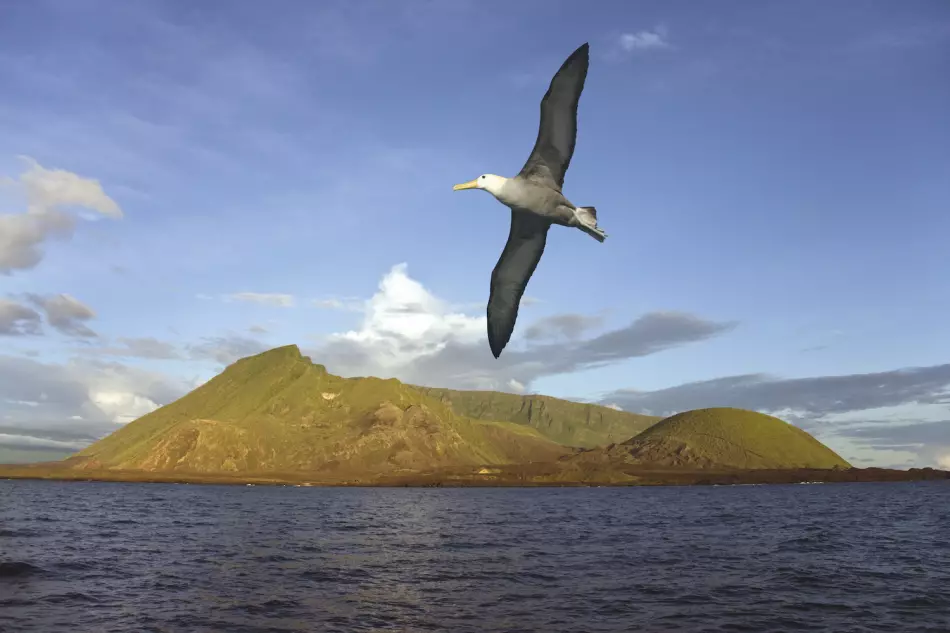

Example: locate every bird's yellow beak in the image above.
[453,179,479,191]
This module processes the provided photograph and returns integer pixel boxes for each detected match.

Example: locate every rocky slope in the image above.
[67,346,569,476]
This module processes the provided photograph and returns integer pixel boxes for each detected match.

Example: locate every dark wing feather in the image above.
[518,42,589,190]
[487,209,551,358]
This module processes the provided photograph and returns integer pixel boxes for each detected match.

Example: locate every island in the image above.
[1,346,946,487]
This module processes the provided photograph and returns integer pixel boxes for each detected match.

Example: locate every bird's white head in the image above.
[452,174,508,197]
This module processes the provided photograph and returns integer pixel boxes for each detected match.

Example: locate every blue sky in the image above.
[1,0,948,468]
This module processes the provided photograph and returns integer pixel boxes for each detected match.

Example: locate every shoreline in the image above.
[1,464,947,488]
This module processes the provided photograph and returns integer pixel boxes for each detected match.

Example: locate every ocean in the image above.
[1,479,947,632]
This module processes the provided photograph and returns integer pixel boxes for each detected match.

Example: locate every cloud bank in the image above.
[312,263,735,392]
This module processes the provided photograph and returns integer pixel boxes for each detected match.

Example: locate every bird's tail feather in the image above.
[575,207,606,242]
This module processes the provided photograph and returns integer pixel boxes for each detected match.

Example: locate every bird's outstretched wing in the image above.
[487,209,551,358]
[518,42,589,190]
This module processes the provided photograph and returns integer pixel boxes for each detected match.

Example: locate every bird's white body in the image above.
[462,173,606,240]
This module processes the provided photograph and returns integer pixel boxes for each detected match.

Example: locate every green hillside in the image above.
[71,345,569,475]
[616,407,851,469]
[57,347,850,481]
[416,387,659,448]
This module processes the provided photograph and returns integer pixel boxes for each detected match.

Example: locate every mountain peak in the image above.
[249,344,302,361]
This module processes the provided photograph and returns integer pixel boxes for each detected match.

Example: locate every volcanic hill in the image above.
[63,345,650,477]
[561,407,852,477]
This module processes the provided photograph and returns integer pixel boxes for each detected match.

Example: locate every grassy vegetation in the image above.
[621,407,852,469]
[71,345,569,474]
[415,387,659,448]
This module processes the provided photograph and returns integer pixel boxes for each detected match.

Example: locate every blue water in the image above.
[1,480,948,632]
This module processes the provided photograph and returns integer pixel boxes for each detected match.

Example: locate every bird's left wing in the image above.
[518,42,589,190]
[487,209,552,358]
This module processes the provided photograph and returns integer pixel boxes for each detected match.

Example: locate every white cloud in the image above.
[17,156,122,219]
[326,263,485,371]
[224,292,296,307]
[0,156,123,274]
[619,25,671,52]
[89,391,160,425]
[936,451,950,470]
[508,379,526,394]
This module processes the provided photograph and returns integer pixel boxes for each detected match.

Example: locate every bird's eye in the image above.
[480,175,486,179]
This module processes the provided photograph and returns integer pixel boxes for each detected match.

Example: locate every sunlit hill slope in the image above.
[562,407,852,474]
[415,387,659,448]
[67,345,651,475]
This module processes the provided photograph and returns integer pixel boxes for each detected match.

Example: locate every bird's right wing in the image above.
[487,209,551,358]
[518,42,589,190]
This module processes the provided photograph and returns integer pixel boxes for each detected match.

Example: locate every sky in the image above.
[1,0,948,468]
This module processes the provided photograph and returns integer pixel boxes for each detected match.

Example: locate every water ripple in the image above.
[0,480,947,632]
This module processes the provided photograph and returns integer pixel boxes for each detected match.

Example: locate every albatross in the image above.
[453,42,605,359]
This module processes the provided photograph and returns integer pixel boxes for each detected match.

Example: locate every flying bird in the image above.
[453,42,606,359]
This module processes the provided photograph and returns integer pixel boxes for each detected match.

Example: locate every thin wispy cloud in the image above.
[224,292,296,308]
[312,297,364,311]
[188,335,269,366]
[86,337,181,360]
[524,313,605,341]
[850,21,950,52]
